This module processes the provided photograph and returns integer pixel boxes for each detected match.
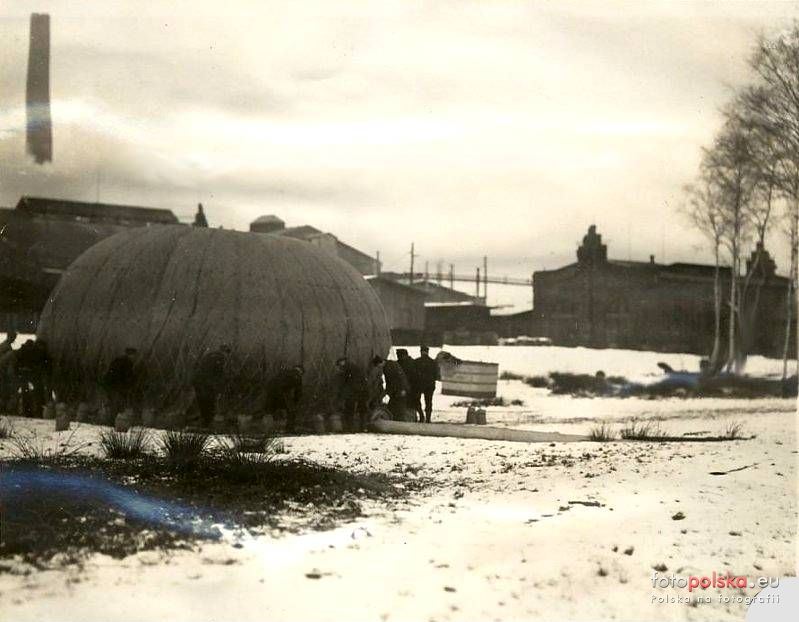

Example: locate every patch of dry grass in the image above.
[620,420,668,441]
[99,428,150,459]
[722,421,747,440]
[6,427,90,463]
[588,423,616,442]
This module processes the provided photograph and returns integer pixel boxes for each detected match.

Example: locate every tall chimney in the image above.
[26,13,52,164]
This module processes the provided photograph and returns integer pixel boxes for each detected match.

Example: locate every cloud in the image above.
[0,0,796,299]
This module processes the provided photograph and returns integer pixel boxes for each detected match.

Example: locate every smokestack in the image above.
[26,13,52,164]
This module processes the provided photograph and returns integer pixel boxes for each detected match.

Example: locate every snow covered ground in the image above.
[0,343,796,621]
[6,333,791,381]
[426,344,791,383]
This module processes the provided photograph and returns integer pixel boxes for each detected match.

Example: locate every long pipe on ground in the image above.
[369,419,590,443]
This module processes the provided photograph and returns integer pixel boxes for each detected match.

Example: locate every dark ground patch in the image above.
[0,454,422,570]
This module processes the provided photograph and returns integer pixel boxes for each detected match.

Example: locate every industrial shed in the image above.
[0,196,181,332]
[366,276,427,345]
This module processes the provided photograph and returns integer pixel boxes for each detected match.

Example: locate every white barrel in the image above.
[440,360,498,398]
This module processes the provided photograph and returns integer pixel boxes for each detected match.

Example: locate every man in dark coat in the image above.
[0,331,16,357]
[0,332,17,413]
[103,347,137,415]
[396,349,422,422]
[192,344,231,428]
[334,357,368,432]
[382,357,410,422]
[16,339,51,417]
[415,346,440,423]
[366,356,385,411]
[265,365,304,433]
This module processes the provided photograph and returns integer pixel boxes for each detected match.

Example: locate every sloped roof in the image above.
[365,275,428,298]
[1,211,135,271]
[335,239,378,263]
[425,301,489,308]
[17,196,179,225]
[277,225,325,240]
[660,262,731,278]
[0,207,13,228]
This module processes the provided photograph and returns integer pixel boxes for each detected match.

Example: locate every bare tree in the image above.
[701,116,759,373]
[735,117,777,368]
[781,191,799,380]
[683,176,727,372]
[739,24,799,375]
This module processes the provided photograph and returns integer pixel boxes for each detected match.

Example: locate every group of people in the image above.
[0,332,442,433]
[0,332,53,418]
[191,344,441,433]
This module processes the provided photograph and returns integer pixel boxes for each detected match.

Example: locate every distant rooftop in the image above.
[424,301,489,308]
[17,196,179,225]
[278,225,326,240]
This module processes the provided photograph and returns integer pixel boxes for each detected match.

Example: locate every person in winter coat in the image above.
[382,357,411,421]
[334,357,369,432]
[396,349,422,422]
[414,346,440,423]
[192,344,231,427]
[103,347,137,415]
[16,339,51,417]
[0,332,18,413]
[265,365,304,433]
[366,356,386,411]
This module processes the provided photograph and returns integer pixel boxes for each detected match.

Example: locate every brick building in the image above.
[0,196,180,332]
[531,225,795,357]
[250,215,379,275]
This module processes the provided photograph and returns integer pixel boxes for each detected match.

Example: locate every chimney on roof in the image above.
[650,255,655,264]
[26,13,52,164]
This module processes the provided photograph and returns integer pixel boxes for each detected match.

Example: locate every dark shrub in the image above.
[99,429,150,459]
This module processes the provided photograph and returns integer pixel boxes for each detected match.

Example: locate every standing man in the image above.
[366,356,386,412]
[333,357,368,432]
[0,331,16,357]
[415,346,440,423]
[382,356,411,422]
[192,344,231,428]
[396,349,422,422]
[265,365,304,433]
[0,332,17,413]
[15,340,37,416]
[17,339,51,417]
[103,347,137,416]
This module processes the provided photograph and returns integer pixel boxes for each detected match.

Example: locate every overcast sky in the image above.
[1,1,797,308]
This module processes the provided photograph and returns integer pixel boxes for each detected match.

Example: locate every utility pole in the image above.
[531,273,535,309]
[375,250,381,276]
[409,243,416,285]
[436,260,442,285]
[449,264,454,290]
[483,256,488,302]
[424,261,429,283]
[475,267,481,298]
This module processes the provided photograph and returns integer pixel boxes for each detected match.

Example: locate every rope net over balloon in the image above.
[37,226,391,417]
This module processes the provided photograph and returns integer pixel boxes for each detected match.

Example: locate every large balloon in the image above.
[37,226,390,415]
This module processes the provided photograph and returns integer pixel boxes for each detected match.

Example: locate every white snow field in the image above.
[1,343,796,622]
